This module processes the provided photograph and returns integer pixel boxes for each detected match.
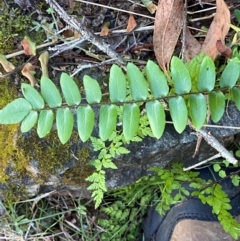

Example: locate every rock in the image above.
[105,102,240,188]
[1,102,240,199]
[0,66,240,200]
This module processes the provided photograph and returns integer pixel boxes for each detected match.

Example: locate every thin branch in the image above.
[188,121,238,165]
[75,0,155,20]
[183,153,222,171]
[44,0,126,65]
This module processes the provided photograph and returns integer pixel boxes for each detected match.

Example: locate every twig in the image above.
[183,153,222,171]
[71,58,121,77]
[5,42,55,59]
[44,0,126,65]
[188,121,237,165]
[75,0,155,20]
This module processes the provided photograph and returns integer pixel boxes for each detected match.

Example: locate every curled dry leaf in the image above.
[216,40,232,58]
[141,0,158,14]
[100,22,111,36]
[21,63,36,86]
[126,15,137,32]
[39,51,49,78]
[153,0,184,73]
[146,3,158,14]
[185,0,230,61]
[201,0,230,59]
[21,36,36,56]
[0,54,15,72]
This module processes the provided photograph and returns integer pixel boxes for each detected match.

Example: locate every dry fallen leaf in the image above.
[141,0,158,14]
[216,40,232,58]
[185,28,202,62]
[0,54,15,72]
[153,0,184,73]
[201,0,230,59]
[184,0,230,61]
[100,22,111,36]
[21,63,36,86]
[21,36,36,56]
[39,51,49,78]
[146,3,158,14]
[126,15,137,32]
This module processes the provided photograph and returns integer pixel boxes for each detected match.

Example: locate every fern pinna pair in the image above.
[0,54,240,144]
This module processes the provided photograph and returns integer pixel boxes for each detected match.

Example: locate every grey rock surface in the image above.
[1,101,240,199]
[106,102,240,188]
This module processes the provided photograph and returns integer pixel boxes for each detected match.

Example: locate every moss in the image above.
[0,78,92,198]
[62,147,94,187]
[0,80,22,183]
[0,7,32,55]
[17,130,74,182]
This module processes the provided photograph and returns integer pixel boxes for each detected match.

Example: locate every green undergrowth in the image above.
[98,162,240,240]
[0,6,33,55]
[1,162,240,240]
[1,51,240,208]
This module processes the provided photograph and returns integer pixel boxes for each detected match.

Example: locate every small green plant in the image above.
[213,152,240,185]
[97,162,240,240]
[0,55,240,143]
[1,53,240,207]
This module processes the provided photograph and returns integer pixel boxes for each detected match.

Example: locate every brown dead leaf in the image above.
[100,22,110,36]
[126,15,137,32]
[201,0,230,59]
[185,28,202,62]
[21,63,36,86]
[146,3,158,14]
[216,40,232,58]
[21,36,36,56]
[62,29,74,38]
[153,0,184,73]
[0,54,15,72]
[74,30,81,39]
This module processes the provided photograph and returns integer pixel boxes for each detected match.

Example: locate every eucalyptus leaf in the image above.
[197,56,216,92]
[127,63,148,100]
[209,91,225,123]
[109,65,127,102]
[146,60,169,98]
[21,111,38,132]
[99,105,117,141]
[41,76,62,107]
[171,56,191,94]
[83,75,102,103]
[0,98,32,124]
[77,105,94,142]
[189,94,207,129]
[220,58,240,88]
[146,100,165,139]
[56,107,74,144]
[37,110,54,138]
[123,103,140,141]
[60,73,81,106]
[169,96,188,133]
[21,83,44,109]
[232,87,240,111]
